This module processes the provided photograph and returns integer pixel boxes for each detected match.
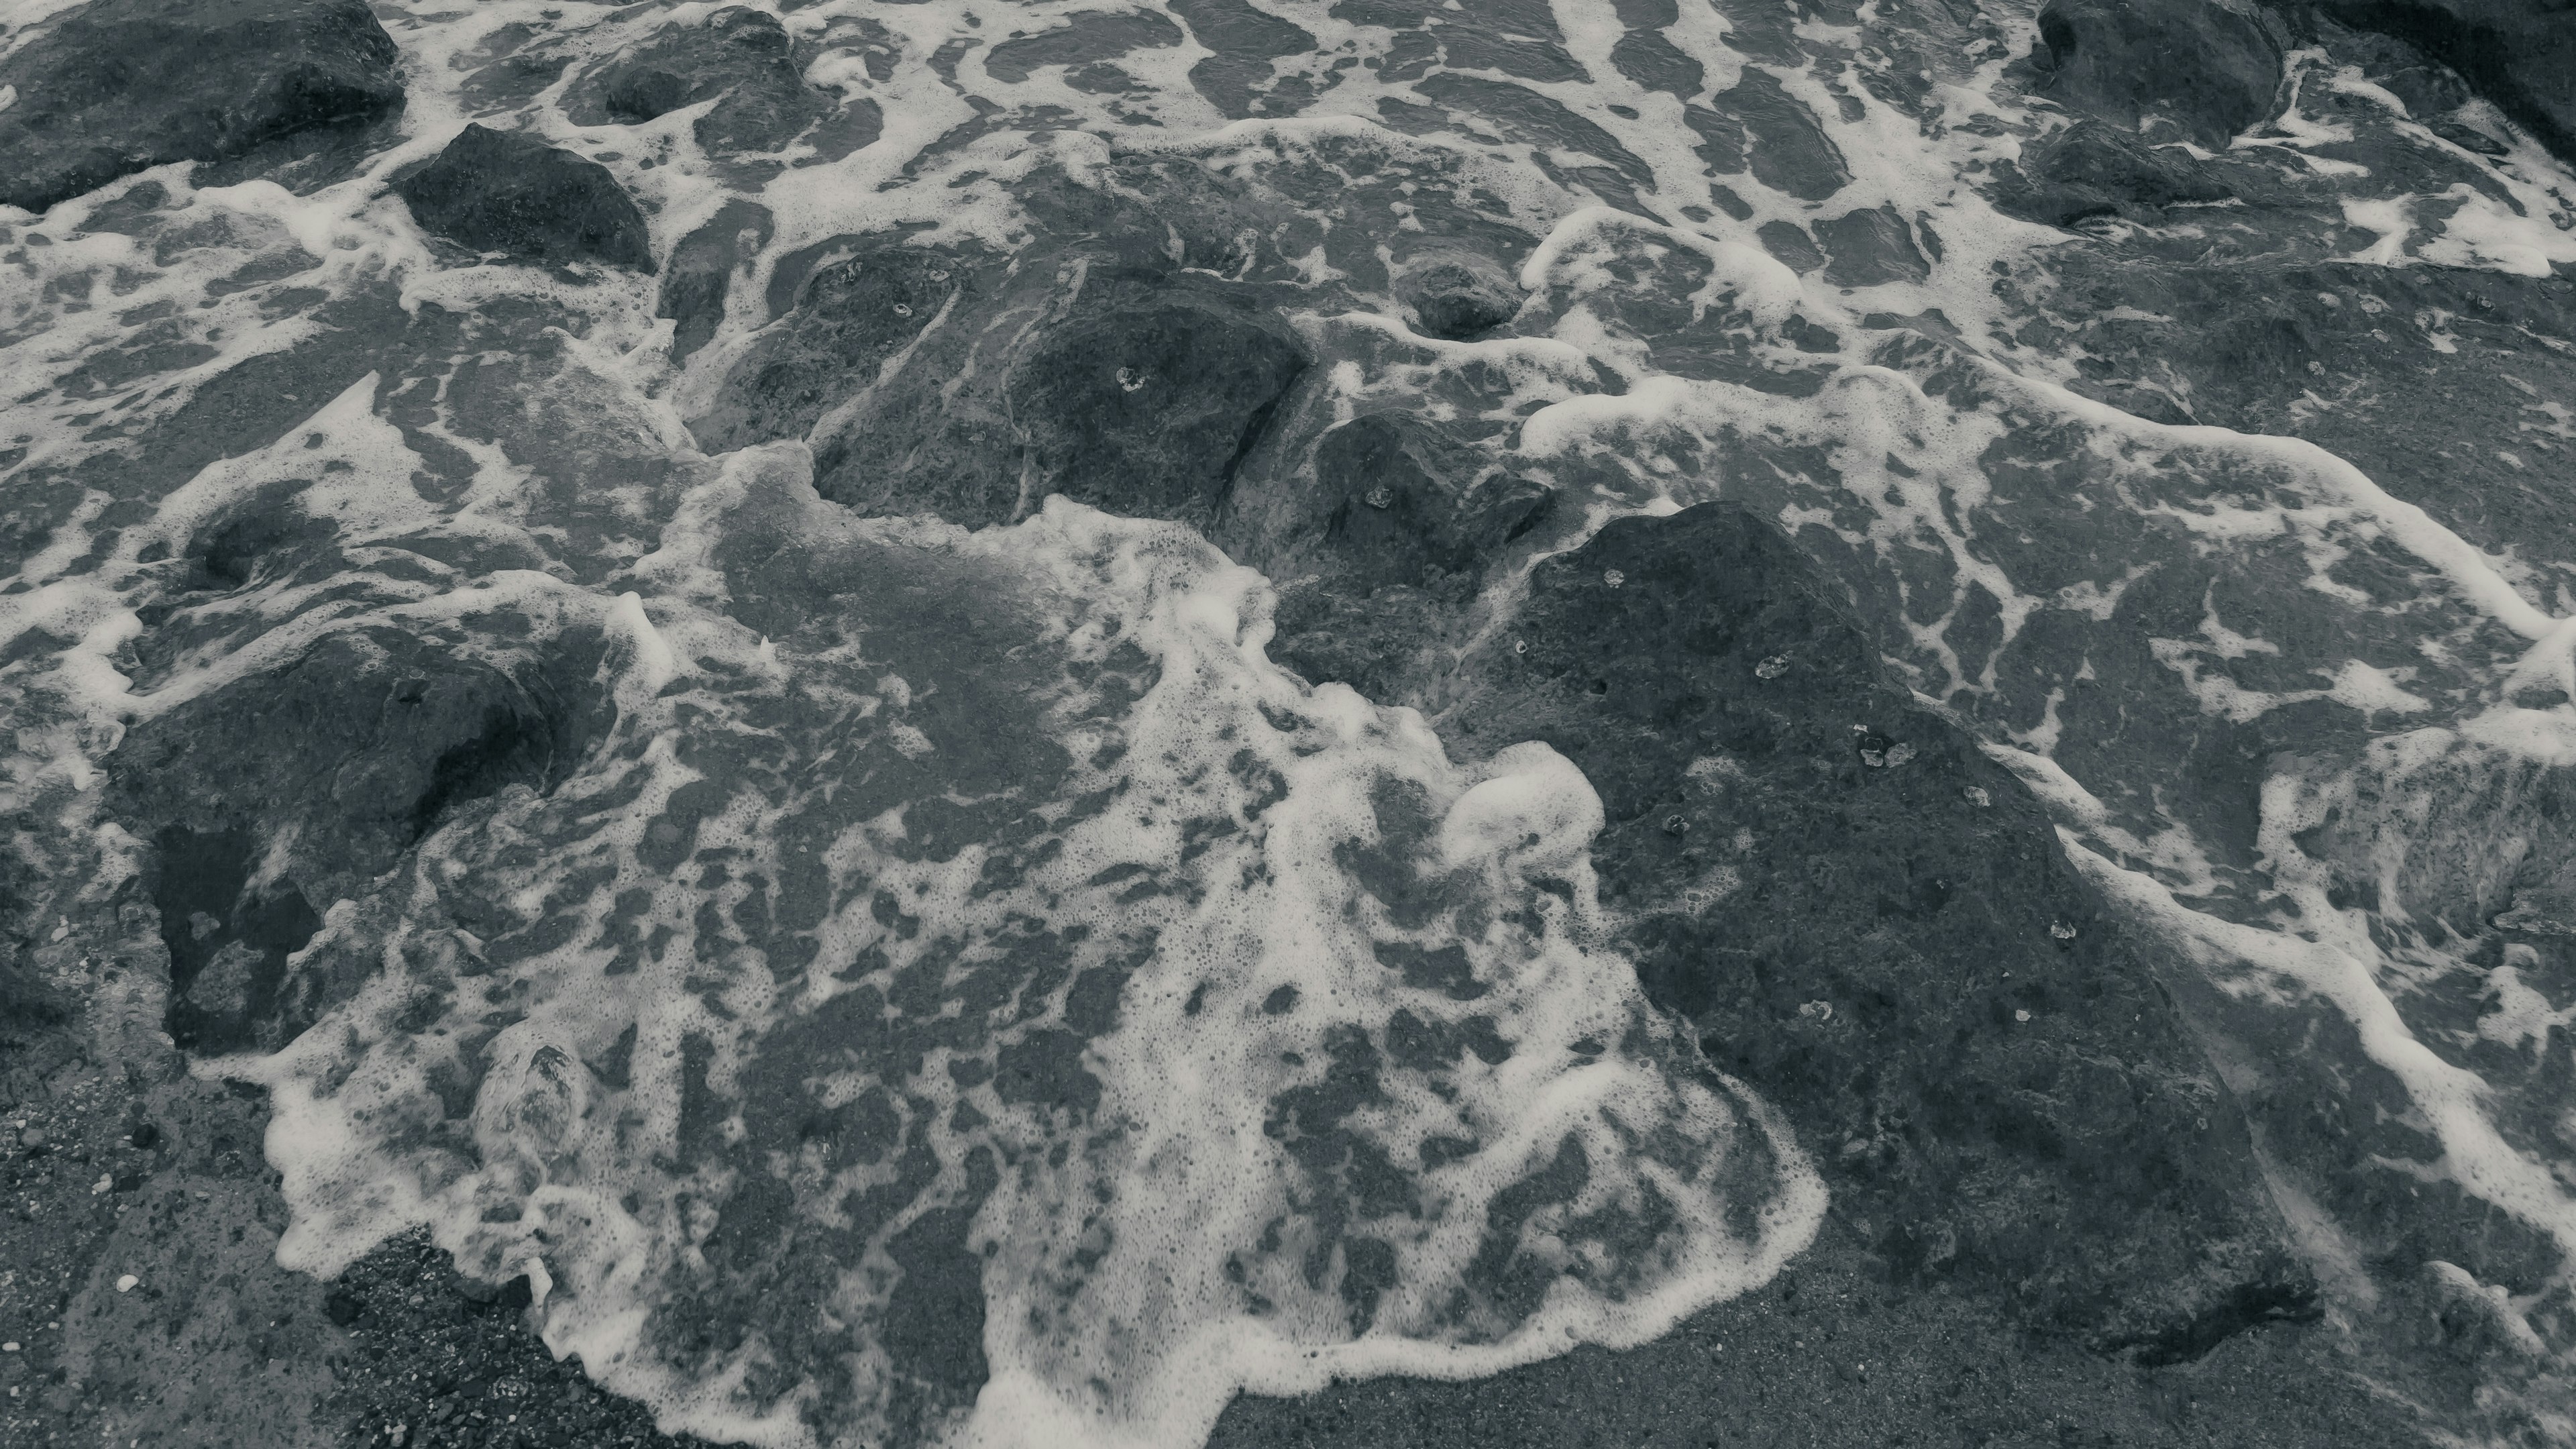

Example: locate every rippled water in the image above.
[6,0,2576,1444]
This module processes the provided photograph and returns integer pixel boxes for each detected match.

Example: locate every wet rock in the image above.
[2334,26,2475,117]
[986,9,1187,85]
[1994,119,2235,227]
[394,125,653,272]
[0,0,404,214]
[1393,250,1524,340]
[693,233,983,453]
[659,200,775,362]
[1337,0,1586,89]
[1415,72,1661,214]
[810,266,1307,530]
[1814,205,1931,286]
[989,276,1307,525]
[2286,0,2576,160]
[1440,501,2313,1356]
[2033,0,2285,148]
[561,6,841,159]
[1174,0,1322,116]
[1756,219,1828,274]
[111,627,598,1054]
[1708,68,1851,202]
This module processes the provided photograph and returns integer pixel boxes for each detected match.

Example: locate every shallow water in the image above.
[5,0,2576,1443]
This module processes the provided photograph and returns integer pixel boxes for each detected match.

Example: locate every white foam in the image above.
[225,472,1822,1449]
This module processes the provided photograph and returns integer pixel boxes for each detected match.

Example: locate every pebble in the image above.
[2,1342,17,1352]
[115,1275,138,1293]
[17,1126,44,1150]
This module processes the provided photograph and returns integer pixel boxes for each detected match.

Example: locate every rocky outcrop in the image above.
[0,0,404,213]
[1436,502,2314,1356]
[395,125,653,271]
[561,6,839,160]
[2033,0,2285,148]
[111,628,597,1054]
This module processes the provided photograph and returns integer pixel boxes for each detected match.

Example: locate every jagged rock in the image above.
[1393,250,1523,340]
[394,125,653,271]
[111,627,598,1054]
[2284,0,2575,160]
[1438,501,2315,1356]
[561,6,835,158]
[1994,119,2235,227]
[2034,0,2285,148]
[0,0,403,213]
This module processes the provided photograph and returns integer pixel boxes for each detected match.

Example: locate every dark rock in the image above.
[2033,0,2285,147]
[2334,27,2475,115]
[659,201,775,362]
[0,0,403,213]
[693,233,981,453]
[1303,417,1554,586]
[810,266,1307,530]
[1994,119,2235,227]
[1438,501,2313,1355]
[981,276,1307,525]
[1260,413,1556,696]
[1708,68,1850,202]
[985,9,1187,84]
[111,626,598,1054]
[1393,250,1524,340]
[562,6,845,159]
[1414,72,1660,213]
[1814,205,1932,286]
[1756,219,1827,274]
[1173,0,1324,117]
[394,125,653,272]
[2284,0,2576,160]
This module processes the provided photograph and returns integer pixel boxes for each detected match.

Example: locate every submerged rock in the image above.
[1994,119,2235,227]
[111,628,597,1055]
[561,6,841,159]
[1440,501,2314,1357]
[800,260,1308,529]
[2033,0,2285,148]
[693,233,981,451]
[659,200,775,362]
[394,125,654,271]
[0,0,404,213]
[1393,250,1524,340]
[1004,278,1307,524]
